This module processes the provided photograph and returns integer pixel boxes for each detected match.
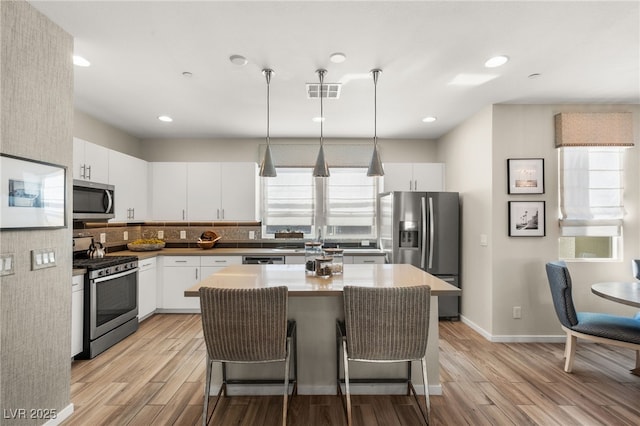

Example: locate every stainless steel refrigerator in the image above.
[378,191,460,319]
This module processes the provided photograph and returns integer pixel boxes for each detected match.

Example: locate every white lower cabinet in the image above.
[346,255,385,264]
[201,256,242,278]
[71,275,84,358]
[138,258,157,321]
[158,255,242,312]
[160,256,201,311]
[285,256,305,265]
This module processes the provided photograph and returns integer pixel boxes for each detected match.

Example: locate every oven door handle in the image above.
[92,268,138,284]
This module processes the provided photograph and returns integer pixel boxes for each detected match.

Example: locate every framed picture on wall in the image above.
[508,201,545,237]
[0,154,67,230]
[507,158,544,194]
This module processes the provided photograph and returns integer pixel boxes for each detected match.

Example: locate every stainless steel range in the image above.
[73,237,139,359]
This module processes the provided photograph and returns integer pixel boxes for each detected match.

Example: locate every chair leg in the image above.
[635,349,640,369]
[203,357,212,426]
[283,337,291,426]
[342,339,353,426]
[564,333,577,373]
[420,357,430,425]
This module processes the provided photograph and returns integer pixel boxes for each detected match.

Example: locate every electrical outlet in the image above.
[513,306,522,319]
[249,231,255,239]
[123,231,128,241]
[100,233,106,243]
[157,230,164,239]
[180,230,186,239]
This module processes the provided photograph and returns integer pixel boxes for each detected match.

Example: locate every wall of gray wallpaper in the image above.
[1,1,74,423]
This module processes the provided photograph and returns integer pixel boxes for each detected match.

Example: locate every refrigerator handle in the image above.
[421,196,427,269]
[428,196,435,270]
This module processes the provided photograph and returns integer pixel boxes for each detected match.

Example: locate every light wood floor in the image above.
[64,314,640,425]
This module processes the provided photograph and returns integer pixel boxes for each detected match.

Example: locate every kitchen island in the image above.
[185,263,460,395]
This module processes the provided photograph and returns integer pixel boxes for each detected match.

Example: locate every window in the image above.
[558,147,625,260]
[262,167,380,239]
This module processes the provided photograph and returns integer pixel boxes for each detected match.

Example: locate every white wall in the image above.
[437,106,494,333]
[442,103,640,340]
[74,110,143,158]
[140,137,439,163]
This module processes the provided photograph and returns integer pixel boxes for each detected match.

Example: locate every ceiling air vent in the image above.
[306,83,342,99]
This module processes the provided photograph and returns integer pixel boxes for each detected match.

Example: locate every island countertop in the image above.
[184,263,461,297]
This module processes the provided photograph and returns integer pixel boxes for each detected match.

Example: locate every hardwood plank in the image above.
[62,314,640,426]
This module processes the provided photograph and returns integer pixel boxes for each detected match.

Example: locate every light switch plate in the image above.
[100,233,106,243]
[0,253,15,276]
[157,230,164,239]
[31,248,57,271]
[180,230,186,239]
[123,231,128,240]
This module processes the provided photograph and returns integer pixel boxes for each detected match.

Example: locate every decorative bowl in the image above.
[127,242,166,252]
[197,236,221,250]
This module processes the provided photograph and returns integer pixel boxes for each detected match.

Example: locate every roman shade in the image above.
[555,112,634,147]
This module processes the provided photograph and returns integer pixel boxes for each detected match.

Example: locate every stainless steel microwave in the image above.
[73,180,115,220]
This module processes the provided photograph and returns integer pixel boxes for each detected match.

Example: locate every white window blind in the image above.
[559,147,625,236]
[262,167,314,227]
[325,168,376,227]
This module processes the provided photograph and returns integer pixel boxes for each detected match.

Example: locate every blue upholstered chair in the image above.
[632,259,640,280]
[545,261,640,373]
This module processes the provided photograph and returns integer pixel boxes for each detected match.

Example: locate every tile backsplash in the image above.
[73,221,262,250]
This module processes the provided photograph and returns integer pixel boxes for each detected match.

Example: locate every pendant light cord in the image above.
[319,69,325,147]
[264,69,272,146]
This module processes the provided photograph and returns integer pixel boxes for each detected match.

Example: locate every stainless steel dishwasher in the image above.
[242,256,285,264]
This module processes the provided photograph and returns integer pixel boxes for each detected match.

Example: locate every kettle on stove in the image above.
[87,239,105,259]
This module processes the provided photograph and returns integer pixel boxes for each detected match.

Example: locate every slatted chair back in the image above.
[199,286,288,362]
[343,285,430,361]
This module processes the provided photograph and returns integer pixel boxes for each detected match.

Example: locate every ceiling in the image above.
[29,1,639,141]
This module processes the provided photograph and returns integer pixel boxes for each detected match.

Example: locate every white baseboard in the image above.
[43,403,73,426]
[460,315,565,343]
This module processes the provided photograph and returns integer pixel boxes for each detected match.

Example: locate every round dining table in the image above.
[591,281,640,308]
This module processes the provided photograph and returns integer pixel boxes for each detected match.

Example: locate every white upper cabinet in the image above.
[383,163,445,192]
[187,162,258,221]
[149,162,188,220]
[187,163,222,220]
[73,137,109,183]
[218,162,258,221]
[150,162,258,221]
[108,150,148,222]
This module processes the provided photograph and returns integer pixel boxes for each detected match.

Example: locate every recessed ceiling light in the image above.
[73,55,90,67]
[484,55,509,68]
[422,116,437,123]
[158,115,173,122]
[182,71,193,78]
[312,116,325,123]
[330,52,347,63]
[528,73,542,79]
[229,55,248,66]
[448,73,498,86]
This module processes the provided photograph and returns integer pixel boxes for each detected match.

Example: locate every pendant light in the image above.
[367,68,384,176]
[259,68,277,177]
[313,69,330,177]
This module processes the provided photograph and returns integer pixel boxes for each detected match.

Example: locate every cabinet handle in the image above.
[175,260,188,263]
[214,260,227,263]
[80,164,86,179]
[131,208,135,219]
[182,209,185,220]
[195,268,198,279]
[217,209,220,219]
[409,180,413,191]
[222,209,225,219]
[362,260,376,264]
[414,179,418,191]
[86,165,92,180]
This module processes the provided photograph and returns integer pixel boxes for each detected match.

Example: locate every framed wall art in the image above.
[508,201,545,237]
[507,158,544,194]
[1,153,67,230]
